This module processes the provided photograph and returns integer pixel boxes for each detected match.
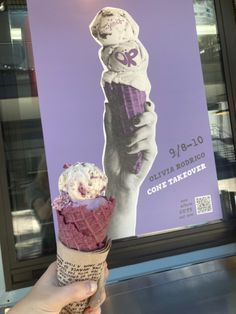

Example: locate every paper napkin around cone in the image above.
[57,239,111,314]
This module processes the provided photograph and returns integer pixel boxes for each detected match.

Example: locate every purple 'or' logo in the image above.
[115,48,138,67]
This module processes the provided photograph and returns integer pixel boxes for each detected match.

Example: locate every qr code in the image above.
[195,195,213,215]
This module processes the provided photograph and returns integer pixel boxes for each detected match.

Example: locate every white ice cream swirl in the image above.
[101,40,151,96]
[90,7,139,46]
[90,7,151,97]
[58,162,108,201]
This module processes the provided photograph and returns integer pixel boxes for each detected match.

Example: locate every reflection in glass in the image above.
[0,8,55,260]
[194,0,236,219]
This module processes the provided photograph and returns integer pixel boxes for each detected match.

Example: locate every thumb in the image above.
[56,280,98,307]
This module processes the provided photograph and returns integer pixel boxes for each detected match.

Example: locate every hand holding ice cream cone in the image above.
[90,7,157,238]
[103,101,157,189]
[8,261,108,314]
[104,101,157,239]
[52,162,115,313]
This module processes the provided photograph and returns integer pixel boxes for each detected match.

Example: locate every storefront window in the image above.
[0,0,235,270]
[194,0,236,217]
[0,7,55,261]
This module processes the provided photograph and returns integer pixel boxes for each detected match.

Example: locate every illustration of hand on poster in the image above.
[90,7,158,239]
[27,0,223,242]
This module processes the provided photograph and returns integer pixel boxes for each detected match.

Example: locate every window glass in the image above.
[194,0,236,217]
[0,0,235,262]
[0,9,55,261]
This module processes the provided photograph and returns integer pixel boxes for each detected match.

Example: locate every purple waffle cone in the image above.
[56,196,115,252]
[104,82,146,174]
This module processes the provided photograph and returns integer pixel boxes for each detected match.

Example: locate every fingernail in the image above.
[87,281,97,294]
[86,308,95,313]
[133,116,140,125]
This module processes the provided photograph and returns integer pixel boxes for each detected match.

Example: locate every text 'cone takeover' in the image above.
[52,162,115,313]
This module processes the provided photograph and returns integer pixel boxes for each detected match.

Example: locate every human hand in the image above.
[103,101,157,239]
[103,101,158,191]
[9,262,108,314]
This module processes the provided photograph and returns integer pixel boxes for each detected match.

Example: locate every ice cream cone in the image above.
[104,82,145,173]
[52,162,115,313]
[90,7,152,174]
[56,195,114,251]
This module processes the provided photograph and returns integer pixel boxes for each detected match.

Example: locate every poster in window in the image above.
[27,0,223,240]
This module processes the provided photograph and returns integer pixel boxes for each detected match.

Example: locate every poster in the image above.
[27,0,222,239]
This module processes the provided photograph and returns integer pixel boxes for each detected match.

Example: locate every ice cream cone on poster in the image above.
[90,7,152,174]
[52,162,115,314]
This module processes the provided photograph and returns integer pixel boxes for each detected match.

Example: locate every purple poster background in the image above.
[27,0,222,236]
